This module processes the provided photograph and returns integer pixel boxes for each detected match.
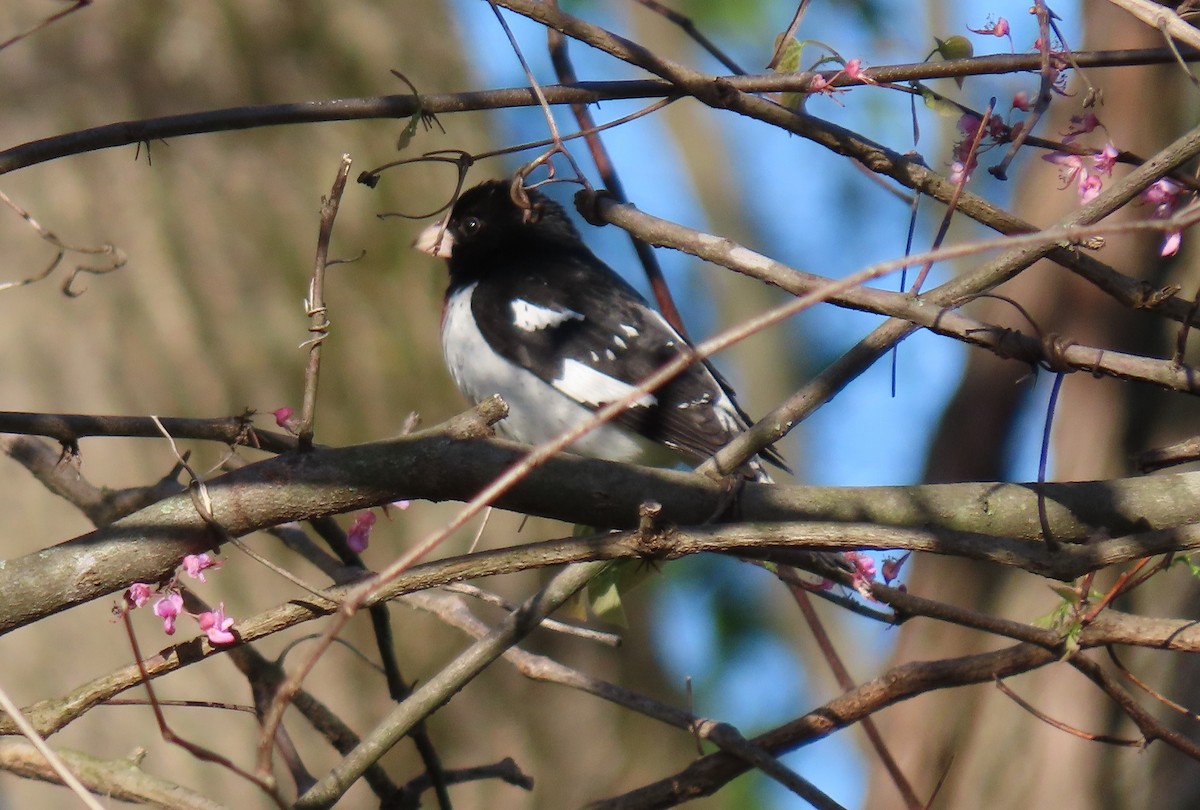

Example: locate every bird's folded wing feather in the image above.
[469,251,767,463]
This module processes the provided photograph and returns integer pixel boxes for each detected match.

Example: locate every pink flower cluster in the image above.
[840,551,914,599]
[1040,110,1189,256]
[950,111,1017,185]
[1042,143,1118,205]
[1139,178,1186,257]
[968,16,1012,51]
[843,551,878,600]
[1040,111,1119,205]
[806,58,872,103]
[123,553,237,645]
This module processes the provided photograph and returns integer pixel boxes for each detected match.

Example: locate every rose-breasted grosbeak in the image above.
[414,179,784,482]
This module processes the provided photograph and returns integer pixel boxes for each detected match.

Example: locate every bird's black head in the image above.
[414,180,583,277]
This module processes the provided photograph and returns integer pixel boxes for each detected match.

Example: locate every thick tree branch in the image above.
[0,739,221,810]
[8,412,1200,636]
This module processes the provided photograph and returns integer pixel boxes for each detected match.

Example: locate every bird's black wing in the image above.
[470,246,780,467]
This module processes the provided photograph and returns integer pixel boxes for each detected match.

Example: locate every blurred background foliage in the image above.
[2,1,1199,808]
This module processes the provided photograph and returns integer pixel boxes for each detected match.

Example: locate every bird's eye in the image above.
[460,216,482,237]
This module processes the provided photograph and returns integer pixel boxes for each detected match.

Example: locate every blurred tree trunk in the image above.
[865,3,1200,808]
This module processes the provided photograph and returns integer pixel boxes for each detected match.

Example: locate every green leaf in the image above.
[586,560,653,626]
[772,34,804,73]
[396,111,422,151]
[588,570,628,626]
[770,34,807,111]
[1060,619,1082,659]
[1049,585,1079,603]
[917,85,964,117]
[933,36,973,89]
[1178,553,1200,578]
[934,35,974,61]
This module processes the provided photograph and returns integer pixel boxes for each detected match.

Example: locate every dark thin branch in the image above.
[294,561,608,809]
[988,0,1056,179]
[788,585,922,809]
[2,48,1198,176]
[0,410,293,453]
[634,0,746,74]
[585,643,1059,808]
[993,675,1142,746]
[0,0,91,52]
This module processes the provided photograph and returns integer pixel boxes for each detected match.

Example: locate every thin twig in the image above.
[993,675,1142,745]
[119,609,287,807]
[788,586,923,809]
[0,0,91,52]
[545,1,691,337]
[0,187,125,296]
[294,561,608,808]
[442,582,622,645]
[911,98,996,293]
[298,154,353,450]
[989,0,1056,180]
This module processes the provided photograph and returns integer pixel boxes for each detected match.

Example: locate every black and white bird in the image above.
[413,178,784,483]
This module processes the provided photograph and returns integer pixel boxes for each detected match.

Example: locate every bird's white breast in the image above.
[441,284,659,464]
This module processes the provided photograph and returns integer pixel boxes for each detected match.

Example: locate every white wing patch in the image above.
[554,358,657,408]
[511,298,584,332]
[712,390,744,434]
[443,284,655,462]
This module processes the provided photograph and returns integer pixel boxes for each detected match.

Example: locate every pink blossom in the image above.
[392,500,411,510]
[272,407,298,432]
[1011,91,1032,112]
[1078,172,1103,204]
[1043,151,1085,187]
[844,551,877,579]
[969,16,1009,36]
[843,58,873,83]
[969,16,1013,49]
[181,553,221,582]
[957,113,983,136]
[347,510,377,553]
[1140,179,1186,257]
[1043,146,1127,205]
[1043,150,1103,202]
[949,159,974,186]
[1063,112,1103,141]
[1161,231,1183,257]
[1093,143,1119,176]
[197,603,237,645]
[1141,178,1183,213]
[153,592,185,635]
[881,553,911,585]
[125,583,154,609]
[843,551,878,599]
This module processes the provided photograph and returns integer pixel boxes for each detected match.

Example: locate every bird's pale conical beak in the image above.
[413,220,454,258]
